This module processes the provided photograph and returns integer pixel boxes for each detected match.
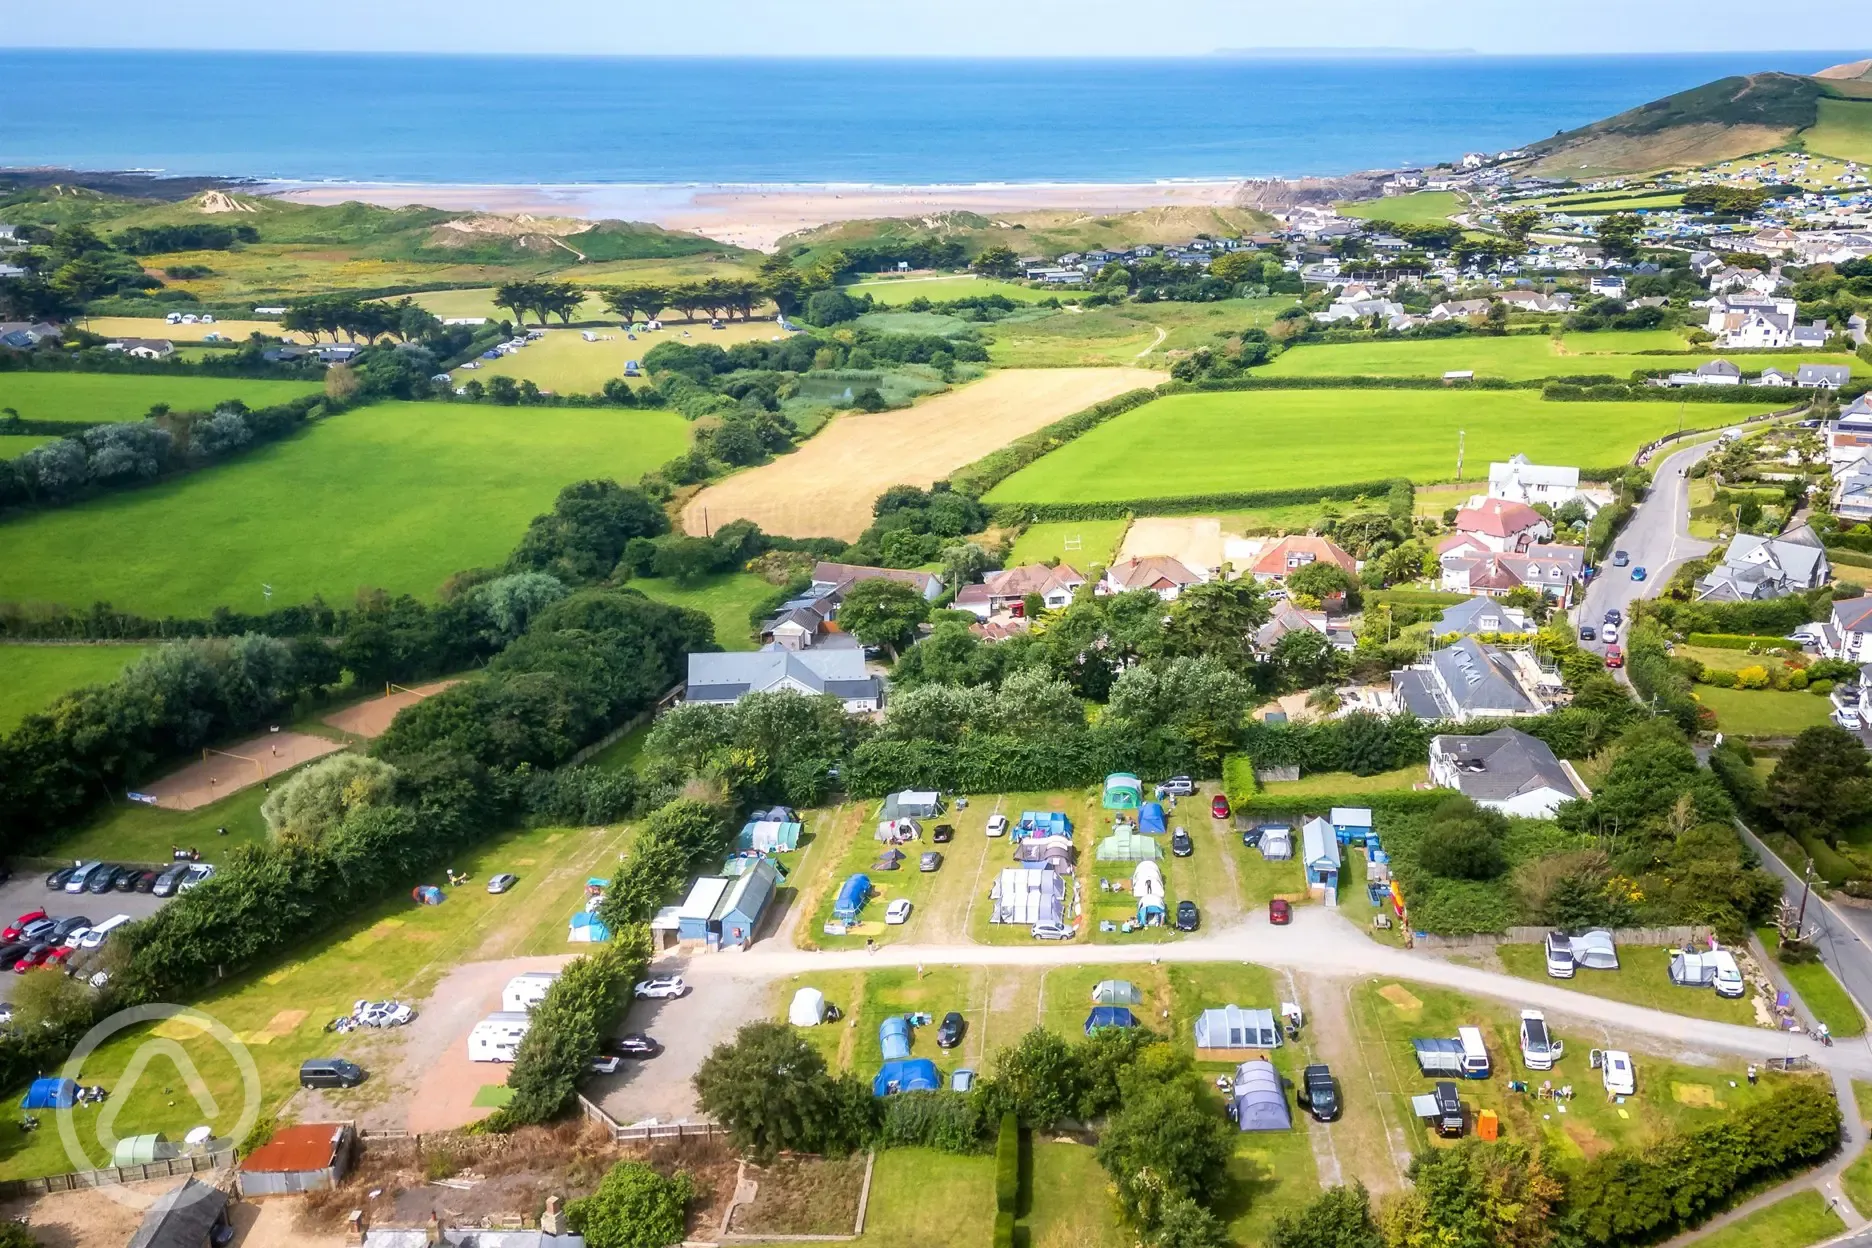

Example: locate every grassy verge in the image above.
[1684,1189,1843,1248]
[1496,945,1760,1027]
[1756,926,1868,1037]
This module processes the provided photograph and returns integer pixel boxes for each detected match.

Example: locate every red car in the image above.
[1604,644,1624,669]
[1210,794,1232,820]
[13,944,54,973]
[1269,898,1293,926]
[44,946,75,966]
[2,911,46,942]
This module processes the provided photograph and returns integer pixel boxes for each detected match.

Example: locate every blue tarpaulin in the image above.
[880,1015,912,1061]
[21,1078,77,1109]
[834,874,871,920]
[873,1058,940,1097]
[1085,1006,1138,1034]
[1140,802,1166,835]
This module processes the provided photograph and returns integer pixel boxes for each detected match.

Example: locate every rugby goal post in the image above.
[1063,533,1083,552]
[386,682,439,698]
[202,747,265,783]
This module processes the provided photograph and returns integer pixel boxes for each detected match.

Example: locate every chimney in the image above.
[345,1210,367,1245]
[425,1212,442,1246]
[540,1195,566,1234]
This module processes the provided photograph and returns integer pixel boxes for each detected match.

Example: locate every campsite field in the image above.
[0,372,324,425]
[680,367,1161,540]
[452,322,795,394]
[80,316,307,344]
[843,275,1056,305]
[1495,943,1759,1027]
[983,390,1734,505]
[1336,190,1466,226]
[0,643,155,734]
[0,400,690,616]
[1256,330,1846,382]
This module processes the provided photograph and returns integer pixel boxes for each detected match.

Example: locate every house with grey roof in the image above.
[1694,525,1829,602]
[1430,728,1585,818]
[1836,457,1872,523]
[685,648,882,711]
[1820,595,1872,666]
[810,561,943,601]
[1435,596,1532,637]
[1797,362,1853,389]
[1388,638,1555,723]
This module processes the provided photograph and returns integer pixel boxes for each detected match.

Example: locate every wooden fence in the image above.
[575,1094,725,1144]
[0,1148,232,1199]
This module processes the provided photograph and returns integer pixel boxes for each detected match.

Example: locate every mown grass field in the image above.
[82,316,305,344]
[1005,518,1131,568]
[1259,330,1854,382]
[0,434,56,458]
[0,643,155,733]
[1336,191,1465,226]
[984,297,1298,368]
[1693,686,1834,738]
[844,275,1057,305]
[0,373,324,425]
[453,322,794,394]
[984,390,1735,504]
[0,401,690,616]
[627,572,774,651]
[1534,191,1688,213]
[1495,943,1759,1026]
[1804,97,1872,164]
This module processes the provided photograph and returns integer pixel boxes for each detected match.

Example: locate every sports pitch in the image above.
[0,400,690,616]
[0,372,324,425]
[983,389,1780,504]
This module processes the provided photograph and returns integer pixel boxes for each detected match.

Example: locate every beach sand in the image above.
[265,179,1251,250]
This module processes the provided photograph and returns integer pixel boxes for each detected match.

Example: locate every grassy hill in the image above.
[782,204,1278,265]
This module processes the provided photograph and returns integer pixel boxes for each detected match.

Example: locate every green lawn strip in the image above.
[0,643,155,733]
[1495,945,1759,1027]
[983,390,1754,505]
[1005,518,1130,568]
[845,276,1058,305]
[470,1085,515,1108]
[0,372,323,425]
[1683,1189,1844,1248]
[626,572,775,651]
[52,781,277,865]
[1336,191,1465,227]
[584,723,651,773]
[1675,645,1805,675]
[1256,766,1429,800]
[0,434,57,458]
[1256,331,1861,382]
[851,1149,997,1247]
[1694,686,1835,738]
[1754,926,1868,1037]
[1845,1150,1872,1223]
[0,400,691,617]
[1023,1140,1127,1247]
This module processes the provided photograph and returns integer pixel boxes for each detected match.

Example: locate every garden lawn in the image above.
[0,401,690,616]
[0,643,154,733]
[984,390,1732,505]
[0,434,57,458]
[1023,1141,1127,1248]
[1257,331,1831,382]
[1693,686,1834,738]
[627,572,773,651]
[1756,927,1868,1037]
[1684,1190,1843,1248]
[0,372,323,424]
[850,1149,997,1248]
[1336,191,1465,227]
[1254,767,1430,801]
[844,275,1056,305]
[1496,944,1758,1027]
[1006,519,1130,568]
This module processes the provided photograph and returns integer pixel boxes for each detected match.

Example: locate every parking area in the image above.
[588,961,771,1124]
[0,871,174,1004]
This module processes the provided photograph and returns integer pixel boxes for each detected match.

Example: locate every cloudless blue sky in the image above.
[9,0,1872,56]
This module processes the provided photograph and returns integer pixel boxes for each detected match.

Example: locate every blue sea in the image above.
[0,50,1856,185]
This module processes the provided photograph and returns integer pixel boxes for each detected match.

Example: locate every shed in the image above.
[21,1077,78,1109]
[1015,810,1072,840]
[1195,1005,1282,1050]
[1095,828,1162,862]
[1231,1060,1293,1132]
[1104,773,1143,810]
[1330,807,1374,845]
[1302,817,1343,888]
[1259,826,1293,861]
[114,1133,176,1167]
[711,856,778,948]
[126,1177,229,1248]
[238,1122,355,1196]
[880,1015,913,1061]
[1091,979,1141,1005]
[881,790,943,820]
[1139,802,1167,835]
[676,876,733,942]
[834,874,872,921]
[737,819,802,853]
[989,868,1065,925]
[567,910,612,943]
[789,987,827,1026]
[873,1058,940,1096]
[1085,1006,1138,1034]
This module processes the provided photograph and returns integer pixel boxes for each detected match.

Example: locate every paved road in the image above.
[1734,816,1872,1029]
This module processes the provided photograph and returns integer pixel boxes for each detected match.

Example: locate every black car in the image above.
[133,870,159,893]
[0,943,29,971]
[1240,827,1264,849]
[86,865,119,895]
[1603,608,1622,626]
[603,1032,661,1059]
[936,1011,965,1049]
[151,865,190,897]
[49,916,91,942]
[932,824,955,844]
[1170,829,1194,858]
[1174,900,1199,932]
[1300,1064,1340,1122]
[45,866,75,891]
[110,866,140,892]
[1579,625,1596,642]
[300,1058,367,1089]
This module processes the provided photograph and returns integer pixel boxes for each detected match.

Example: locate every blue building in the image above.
[1331,807,1374,846]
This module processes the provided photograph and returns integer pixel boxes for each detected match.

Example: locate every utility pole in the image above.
[1796,857,1815,938]
[1456,429,1465,483]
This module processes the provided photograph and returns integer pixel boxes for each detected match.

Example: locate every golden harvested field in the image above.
[82,315,309,343]
[680,367,1162,540]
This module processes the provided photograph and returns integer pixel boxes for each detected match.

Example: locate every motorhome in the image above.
[467,1012,533,1062]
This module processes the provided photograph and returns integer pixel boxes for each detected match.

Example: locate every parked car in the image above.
[1836,708,1864,731]
[151,864,191,897]
[1031,920,1073,940]
[1613,550,1630,567]
[932,823,955,843]
[13,943,55,972]
[589,1056,622,1075]
[951,1069,976,1093]
[300,1058,366,1089]
[1160,776,1197,797]
[1579,625,1596,641]
[885,898,914,925]
[1175,900,1200,932]
[486,873,518,894]
[176,864,216,893]
[3,912,47,942]
[1210,794,1231,820]
[1269,898,1292,925]
[0,943,30,971]
[1240,827,1264,849]
[603,1033,660,1059]
[919,851,944,873]
[44,867,75,891]
[985,815,1009,838]
[86,865,120,895]
[65,862,104,893]
[1170,829,1194,857]
[1604,644,1624,669]
[133,870,159,893]
[44,946,74,967]
[937,1011,965,1048]
[110,866,140,892]
[49,916,91,942]
[1603,608,1622,625]
[1300,1064,1341,1121]
[1630,566,1647,582]
[17,918,55,943]
[633,976,687,1000]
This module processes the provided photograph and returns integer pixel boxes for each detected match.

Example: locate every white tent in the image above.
[1132,860,1164,898]
[990,868,1064,925]
[1195,1005,1282,1049]
[789,987,828,1026]
[1091,979,1142,1005]
[1259,826,1293,861]
[1568,930,1619,970]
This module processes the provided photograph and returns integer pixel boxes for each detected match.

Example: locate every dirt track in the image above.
[680,368,1163,541]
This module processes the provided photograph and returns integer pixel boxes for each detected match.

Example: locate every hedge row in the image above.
[947,385,1165,497]
[1237,788,1451,818]
[994,1113,1019,1214]
[1178,374,1540,392]
[1546,383,1819,405]
[1686,633,1799,650]
[1821,528,1872,554]
[989,479,1410,524]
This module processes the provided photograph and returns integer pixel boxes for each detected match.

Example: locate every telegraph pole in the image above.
[1796,857,1815,937]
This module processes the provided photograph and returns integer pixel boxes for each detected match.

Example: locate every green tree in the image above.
[1767,724,1872,845]
[1417,797,1511,880]
[497,935,647,1125]
[1163,578,1271,674]
[1498,208,1543,242]
[1286,561,1359,610]
[259,753,398,843]
[1266,1182,1384,1248]
[1208,250,1264,285]
[693,1021,874,1159]
[1151,1196,1231,1248]
[971,245,1021,278]
[566,1160,693,1248]
[1383,1140,1562,1248]
[1096,1076,1235,1228]
[1596,213,1643,262]
[987,1026,1082,1127]
[10,964,95,1033]
[1273,628,1340,691]
[838,578,930,655]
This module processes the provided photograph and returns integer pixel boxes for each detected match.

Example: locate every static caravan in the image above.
[467,1012,533,1062]
[502,971,561,1013]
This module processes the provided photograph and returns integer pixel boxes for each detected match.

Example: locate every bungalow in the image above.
[965,563,1086,617]
[107,337,175,359]
[1429,299,1492,321]
[1791,319,1833,348]
[1314,297,1406,324]
[1389,638,1556,722]
[1757,366,1796,387]
[1435,596,1532,637]
[1100,555,1206,601]
[1429,728,1585,818]
[0,321,59,350]
[1256,599,1356,653]
[1439,545,1584,604]
[1443,498,1551,554]
[811,561,943,601]
[1694,526,1829,602]
[1797,363,1853,390]
[1587,275,1626,299]
[1497,290,1573,314]
[759,590,841,650]
[1248,535,1358,583]
[685,649,883,711]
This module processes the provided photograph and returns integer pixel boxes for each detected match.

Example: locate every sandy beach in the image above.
[263,179,1253,250]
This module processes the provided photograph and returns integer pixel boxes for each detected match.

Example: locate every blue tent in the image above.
[21,1078,77,1110]
[1084,1006,1138,1035]
[1139,802,1166,835]
[834,874,871,920]
[880,1015,912,1061]
[1016,811,1071,840]
[873,1058,941,1097]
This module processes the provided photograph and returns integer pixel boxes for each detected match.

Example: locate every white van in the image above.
[1457,1026,1491,1078]
[65,861,105,893]
[1544,932,1575,979]
[80,914,132,949]
[1710,950,1746,998]
[501,971,560,1014]
[1594,1048,1635,1096]
[1519,1009,1564,1070]
[467,1012,532,1062]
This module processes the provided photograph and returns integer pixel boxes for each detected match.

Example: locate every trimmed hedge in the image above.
[1238,788,1450,817]
[993,1212,1016,1248]
[1686,633,1799,650]
[994,1113,1019,1214]
[990,478,1409,524]
[1221,755,1260,808]
[1179,374,1539,392]
[949,386,1164,498]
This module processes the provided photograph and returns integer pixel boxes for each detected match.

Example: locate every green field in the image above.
[1757,928,1867,1038]
[984,390,1743,504]
[0,643,155,733]
[984,297,1297,368]
[0,434,57,458]
[0,401,691,616]
[1496,944,1758,1026]
[1005,519,1131,568]
[454,321,797,394]
[1685,1190,1843,1248]
[844,275,1057,305]
[627,572,774,650]
[1257,331,1838,382]
[0,373,325,425]
[1336,191,1465,227]
[1694,686,1835,738]
[1536,191,1689,214]
[1804,98,1872,163]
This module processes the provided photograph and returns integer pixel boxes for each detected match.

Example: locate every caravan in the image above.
[501,971,560,1013]
[467,1012,532,1062]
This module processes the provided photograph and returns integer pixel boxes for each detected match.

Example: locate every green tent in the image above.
[1095,829,1161,862]
[113,1133,174,1167]
[1091,979,1142,1005]
[1103,773,1142,811]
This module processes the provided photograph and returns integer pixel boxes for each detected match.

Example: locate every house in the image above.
[1429,728,1586,818]
[1389,638,1556,722]
[1314,297,1406,324]
[0,321,59,350]
[1791,319,1833,348]
[1256,598,1355,652]
[1429,299,1492,321]
[685,649,882,711]
[1443,498,1551,553]
[1301,817,1343,898]
[1829,398,1872,469]
[1439,544,1584,604]
[1758,366,1796,387]
[810,561,943,601]
[1688,250,1723,278]
[1689,358,1742,387]
[1488,454,1583,509]
[239,1122,356,1196]
[107,337,176,359]
[759,598,840,650]
[1835,456,1872,522]
[1587,275,1626,299]
[1797,363,1853,389]
[126,1178,231,1248]
[1818,592,1872,665]
[962,563,1086,618]
[1435,596,1531,637]
[1706,295,1800,348]
[1100,555,1206,601]
[1497,290,1573,314]
[1694,526,1829,601]
[1248,535,1358,583]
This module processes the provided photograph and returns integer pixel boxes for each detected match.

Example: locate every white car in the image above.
[1596,1048,1635,1096]
[1031,921,1074,941]
[885,898,913,925]
[1600,624,1619,646]
[633,976,687,1000]
[355,1000,414,1028]
[1836,708,1864,732]
[590,1055,622,1075]
[177,864,216,893]
[986,815,1009,839]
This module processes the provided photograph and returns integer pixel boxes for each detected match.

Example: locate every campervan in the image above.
[1544,932,1575,978]
[1411,1026,1491,1079]
[1710,950,1745,998]
[501,971,560,1013]
[1519,1010,1564,1070]
[467,1012,533,1062]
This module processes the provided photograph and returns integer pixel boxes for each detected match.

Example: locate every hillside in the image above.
[782,204,1278,263]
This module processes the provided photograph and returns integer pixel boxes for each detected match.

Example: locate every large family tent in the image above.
[1015,811,1072,840]
[1014,835,1075,874]
[989,868,1065,925]
[1103,773,1143,810]
[834,874,872,921]
[873,1058,941,1096]
[1139,802,1167,835]
[876,817,922,843]
[1231,1061,1293,1131]
[1085,1006,1138,1034]
[21,1078,77,1110]
[1195,1005,1283,1050]
[566,911,612,943]
[880,1015,912,1060]
[1133,860,1166,924]
[1091,980,1142,1006]
[881,790,943,820]
[1258,825,1294,861]
[789,987,828,1026]
[1566,930,1619,971]
[1096,828,1162,862]
[737,817,802,853]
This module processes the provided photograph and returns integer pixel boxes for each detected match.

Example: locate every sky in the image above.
[8,0,1872,57]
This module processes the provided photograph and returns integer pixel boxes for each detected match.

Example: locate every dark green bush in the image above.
[879,1091,990,1154]
[995,1113,1020,1214]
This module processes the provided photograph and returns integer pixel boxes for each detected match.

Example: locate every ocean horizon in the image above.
[0,50,1860,187]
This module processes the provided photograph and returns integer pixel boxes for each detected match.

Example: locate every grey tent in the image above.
[1231,1060,1292,1131]
[1568,930,1619,970]
[1091,979,1142,1006]
[1195,1005,1282,1049]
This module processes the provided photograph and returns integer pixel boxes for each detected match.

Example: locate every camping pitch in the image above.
[1231,1060,1293,1132]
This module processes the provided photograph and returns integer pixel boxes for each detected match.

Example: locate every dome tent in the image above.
[789,987,828,1026]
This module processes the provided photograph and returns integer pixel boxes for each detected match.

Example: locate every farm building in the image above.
[834,873,872,920]
[1195,1006,1283,1050]
[1139,802,1167,835]
[873,1058,941,1096]
[1330,807,1373,845]
[1133,860,1167,924]
[1085,1006,1138,1034]
[881,790,944,819]
[1231,1060,1293,1132]
[1259,826,1294,861]
[1104,773,1143,810]
[502,971,561,1012]
[1096,827,1162,861]
[126,1177,230,1248]
[238,1122,355,1196]
[1092,979,1142,1005]
[1302,818,1343,897]
[990,868,1066,925]
[1015,834,1075,874]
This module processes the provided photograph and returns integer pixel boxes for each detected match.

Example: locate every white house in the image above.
[1820,596,1872,665]
[1440,498,1552,555]
[1429,729,1586,818]
[1835,456,1872,522]
[1827,397,1872,470]
[1389,639,1559,722]
[961,563,1086,619]
[1100,556,1207,601]
[1693,526,1829,602]
[1488,455,1581,509]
